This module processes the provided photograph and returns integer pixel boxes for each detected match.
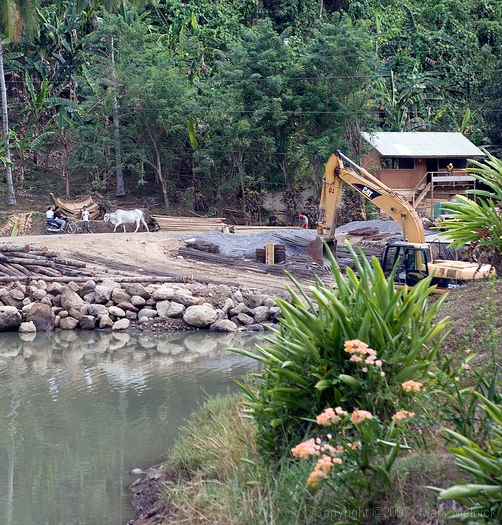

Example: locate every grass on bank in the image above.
[158,394,466,525]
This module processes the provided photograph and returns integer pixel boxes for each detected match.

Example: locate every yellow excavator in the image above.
[312,150,494,292]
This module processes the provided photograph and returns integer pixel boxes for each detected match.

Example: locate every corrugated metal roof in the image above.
[361,132,485,158]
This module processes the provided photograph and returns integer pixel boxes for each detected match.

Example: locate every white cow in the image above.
[103,209,149,233]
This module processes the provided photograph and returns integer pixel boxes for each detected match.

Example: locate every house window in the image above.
[381,158,415,170]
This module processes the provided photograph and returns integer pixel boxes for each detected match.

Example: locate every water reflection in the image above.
[0,330,264,525]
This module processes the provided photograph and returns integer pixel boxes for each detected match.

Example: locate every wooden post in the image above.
[265,242,275,265]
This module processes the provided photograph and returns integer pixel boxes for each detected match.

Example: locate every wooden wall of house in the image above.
[360,152,428,189]
[360,151,381,177]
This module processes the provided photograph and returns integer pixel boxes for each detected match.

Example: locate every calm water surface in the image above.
[0,330,263,525]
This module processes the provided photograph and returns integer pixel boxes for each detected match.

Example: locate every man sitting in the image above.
[53,206,67,230]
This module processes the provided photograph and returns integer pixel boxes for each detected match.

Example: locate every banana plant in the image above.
[9,125,53,185]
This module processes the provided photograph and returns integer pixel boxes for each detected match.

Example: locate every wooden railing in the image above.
[411,171,476,215]
[430,171,476,186]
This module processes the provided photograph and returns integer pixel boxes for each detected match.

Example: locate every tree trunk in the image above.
[139,106,170,210]
[63,138,70,198]
[235,150,248,225]
[0,38,16,205]
[109,35,125,197]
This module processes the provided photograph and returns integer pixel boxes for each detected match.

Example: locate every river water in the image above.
[0,329,264,525]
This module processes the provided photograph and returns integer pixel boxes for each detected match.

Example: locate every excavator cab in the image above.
[381,242,430,287]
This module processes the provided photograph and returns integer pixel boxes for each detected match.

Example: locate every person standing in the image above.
[299,214,309,229]
[446,163,454,186]
[81,206,92,233]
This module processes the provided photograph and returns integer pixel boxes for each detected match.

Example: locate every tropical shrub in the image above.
[439,149,502,270]
[232,246,450,454]
[431,393,502,523]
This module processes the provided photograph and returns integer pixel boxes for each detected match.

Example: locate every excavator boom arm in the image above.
[318,150,426,244]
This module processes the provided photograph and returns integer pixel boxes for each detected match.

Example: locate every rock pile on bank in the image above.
[0,278,287,333]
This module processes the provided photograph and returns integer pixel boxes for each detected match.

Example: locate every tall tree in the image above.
[0,0,39,205]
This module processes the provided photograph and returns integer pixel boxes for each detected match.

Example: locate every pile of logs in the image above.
[0,244,189,284]
[0,244,88,279]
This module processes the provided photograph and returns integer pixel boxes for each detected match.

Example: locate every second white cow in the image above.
[103,209,149,233]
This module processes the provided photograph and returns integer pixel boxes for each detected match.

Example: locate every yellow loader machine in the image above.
[312,150,494,291]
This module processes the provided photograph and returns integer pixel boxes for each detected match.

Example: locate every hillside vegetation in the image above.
[0,0,501,224]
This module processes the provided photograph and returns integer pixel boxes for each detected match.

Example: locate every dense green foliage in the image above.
[0,0,501,213]
[232,246,449,454]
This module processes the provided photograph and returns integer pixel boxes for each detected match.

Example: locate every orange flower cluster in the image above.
[401,380,423,392]
[307,455,343,487]
[344,339,382,368]
[291,438,320,459]
[316,406,348,426]
[391,410,415,421]
[350,409,374,424]
[291,438,345,459]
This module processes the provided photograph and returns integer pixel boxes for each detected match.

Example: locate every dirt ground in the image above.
[2,226,313,298]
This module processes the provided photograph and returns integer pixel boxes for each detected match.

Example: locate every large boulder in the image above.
[99,314,114,329]
[183,304,217,328]
[164,302,185,318]
[19,321,37,333]
[26,303,55,332]
[108,306,126,318]
[79,315,97,330]
[113,318,130,330]
[210,319,237,332]
[152,287,176,301]
[171,293,201,307]
[60,287,86,310]
[111,288,131,304]
[87,304,108,316]
[0,306,22,331]
[252,306,270,324]
[93,285,112,304]
[130,295,147,308]
[125,283,150,299]
[59,316,80,330]
[137,308,158,319]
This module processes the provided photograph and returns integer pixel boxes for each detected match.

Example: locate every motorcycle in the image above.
[45,220,77,235]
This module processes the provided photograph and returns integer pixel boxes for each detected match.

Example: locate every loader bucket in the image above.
[306,236,337,266]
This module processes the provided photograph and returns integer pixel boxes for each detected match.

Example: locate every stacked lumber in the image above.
[151,215,227,232]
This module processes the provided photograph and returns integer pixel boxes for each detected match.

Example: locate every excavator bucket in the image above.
[306,236,337,267]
